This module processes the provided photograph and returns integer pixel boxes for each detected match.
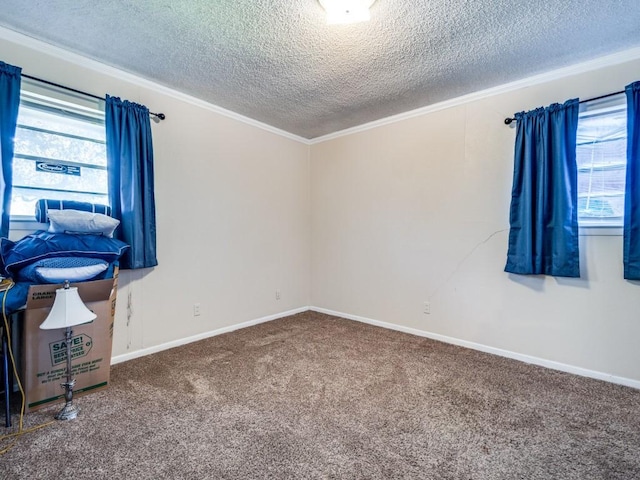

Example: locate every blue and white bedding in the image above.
[17,257,110,284]
[0,230,129,314]
[34,199,112,223]
[0,230,127,278]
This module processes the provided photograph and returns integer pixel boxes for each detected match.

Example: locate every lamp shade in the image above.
[40,286,97,330]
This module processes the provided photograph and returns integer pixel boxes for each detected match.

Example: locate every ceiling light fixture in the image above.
[319,0,376,25]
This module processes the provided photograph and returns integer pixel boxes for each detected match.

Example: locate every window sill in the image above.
[579,225,623,236]
[9,218,45,240]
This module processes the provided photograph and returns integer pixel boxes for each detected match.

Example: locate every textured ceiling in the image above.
[1,0,639,139]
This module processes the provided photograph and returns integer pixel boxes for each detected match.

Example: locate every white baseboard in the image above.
[110,306,310,365]
[111,304,640,390]
[310,306,640,390]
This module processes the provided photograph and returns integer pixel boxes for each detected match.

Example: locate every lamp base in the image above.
[55,402,80,421]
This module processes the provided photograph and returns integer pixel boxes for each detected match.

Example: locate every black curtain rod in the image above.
[503,89,625,125]
[22,73,166,121]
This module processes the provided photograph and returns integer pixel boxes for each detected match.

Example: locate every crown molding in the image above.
[310,46,640,144]
[3,25,639,147]
[0,26,311,145]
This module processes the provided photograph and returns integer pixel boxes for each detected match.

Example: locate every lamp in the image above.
[40,281,96,420]
[319,0,375,25]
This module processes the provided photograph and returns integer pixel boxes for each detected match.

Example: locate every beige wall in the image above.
[310,56,640,384]
[4,29,640,386]
[1,33,311,359]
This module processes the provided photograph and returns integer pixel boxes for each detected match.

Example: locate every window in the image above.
[11,80,107,220]
[576,94,627,230]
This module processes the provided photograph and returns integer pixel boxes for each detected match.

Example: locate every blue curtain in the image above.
[505,98,580,277]
[0,61,21,239]
[105,95,158,269]
[624,81,640,280]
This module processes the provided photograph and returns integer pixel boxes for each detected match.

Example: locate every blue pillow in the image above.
[17,257,109,283]
[0,231,129,278]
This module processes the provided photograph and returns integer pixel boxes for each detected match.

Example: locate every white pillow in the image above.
[48,209,120,238]
[36,262,109,283]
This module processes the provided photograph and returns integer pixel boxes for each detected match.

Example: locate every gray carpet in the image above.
[1,311,639,479]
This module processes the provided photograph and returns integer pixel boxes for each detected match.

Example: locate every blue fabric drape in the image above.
[624,81,640,280]
[105,95,157,269]
[505,98,580,277]
[0,61,21,239]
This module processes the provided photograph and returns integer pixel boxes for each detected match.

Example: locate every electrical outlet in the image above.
[423,302,431,314]
[193,303,201,316]
[276,290,281,300]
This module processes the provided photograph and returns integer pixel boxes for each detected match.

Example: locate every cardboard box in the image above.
[21,272,118,412]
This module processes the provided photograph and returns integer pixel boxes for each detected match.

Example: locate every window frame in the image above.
[577,93,627,237]
[10,79,108,227]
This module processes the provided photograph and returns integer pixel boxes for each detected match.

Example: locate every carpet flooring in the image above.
[1,311,640,479]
